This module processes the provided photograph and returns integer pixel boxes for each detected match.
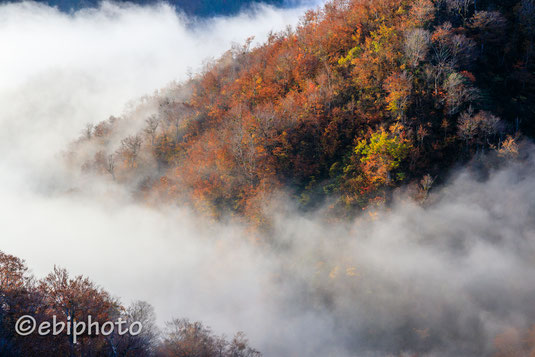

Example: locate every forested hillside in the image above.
[69,0,534,223]
[3,1,535,356]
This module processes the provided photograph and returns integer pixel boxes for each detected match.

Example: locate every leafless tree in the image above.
[458,108,501,145]
[114,301,159,357]
[119,135,142,168]
[475,110,501,142]
[228,113,258,184]
[160,319,218,357]
[429,24,476,91]
[144,115,160,148]
[227,332,261,357]
[429,24,455,94]
[450,34,477,67]
[457,107,478,143]
[159,319,261,357]
[82,123,94,140]
[160,100,194,145]
[443,72,479,115]
[404,29,431,67]
[418,174,435,202]
[105,154,116,180]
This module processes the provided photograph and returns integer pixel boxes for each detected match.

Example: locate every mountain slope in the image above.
[69,0,535,222]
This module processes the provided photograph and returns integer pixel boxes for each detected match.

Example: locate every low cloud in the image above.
[0,0,323,168]
[1,1,534,356]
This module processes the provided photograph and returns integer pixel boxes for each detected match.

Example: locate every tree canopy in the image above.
[69,0,534,222]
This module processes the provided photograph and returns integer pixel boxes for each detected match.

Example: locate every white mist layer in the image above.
[0,0,322,351]
[1,1,535,357]
[0,0,322,170]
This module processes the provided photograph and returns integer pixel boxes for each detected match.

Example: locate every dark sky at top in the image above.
[8,0,300,16]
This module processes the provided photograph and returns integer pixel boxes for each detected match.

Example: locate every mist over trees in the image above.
[70,0,534,223]
[2,0,535,356]
[0,252,259,357]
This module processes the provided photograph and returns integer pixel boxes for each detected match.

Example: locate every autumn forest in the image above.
[2,0,535,356]
[71,0,533,223]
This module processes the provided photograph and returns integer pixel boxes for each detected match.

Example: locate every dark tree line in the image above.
[0,251,260,357]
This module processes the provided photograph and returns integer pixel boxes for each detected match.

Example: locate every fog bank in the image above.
[1,1,534,356]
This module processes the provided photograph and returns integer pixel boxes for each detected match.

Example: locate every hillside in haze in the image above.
[69,0,535,223]
[2,0,535,356]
